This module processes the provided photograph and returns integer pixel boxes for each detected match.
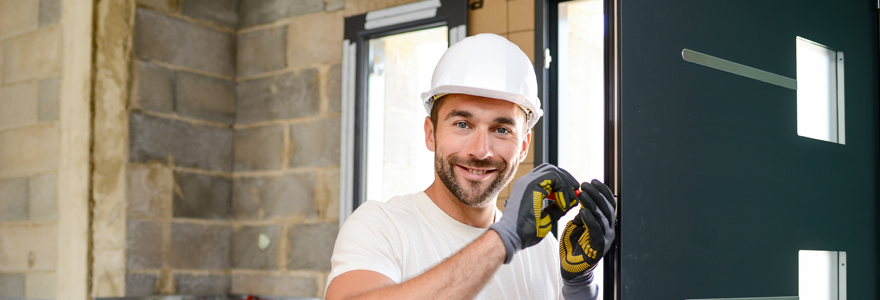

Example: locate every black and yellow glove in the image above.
[559,180,617,299]
[489,163,581,264]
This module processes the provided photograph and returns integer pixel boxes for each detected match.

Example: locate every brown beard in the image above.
[434,152,518,208]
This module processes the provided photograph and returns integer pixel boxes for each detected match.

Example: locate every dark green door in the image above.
[618,0,878,299]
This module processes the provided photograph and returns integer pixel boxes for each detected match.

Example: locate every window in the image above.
[538,0,619,298]
[796,37,845,144]
[365,27,448,203]
[341,0,468,225]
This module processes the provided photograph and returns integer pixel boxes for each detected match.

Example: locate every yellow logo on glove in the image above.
[533,190,552,238]
[560,222,594,273]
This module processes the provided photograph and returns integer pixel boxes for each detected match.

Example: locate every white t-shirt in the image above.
[327,192,562,299]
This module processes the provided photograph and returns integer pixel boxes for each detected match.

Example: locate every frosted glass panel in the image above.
[796,37,844,144]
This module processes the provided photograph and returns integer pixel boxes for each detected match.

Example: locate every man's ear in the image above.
[425,116,436,152]
[519,129,531,163]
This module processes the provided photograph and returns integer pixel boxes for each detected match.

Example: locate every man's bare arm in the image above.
[324,230,505,300]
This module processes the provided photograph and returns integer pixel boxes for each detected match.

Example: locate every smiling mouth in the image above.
[460,165,495,176]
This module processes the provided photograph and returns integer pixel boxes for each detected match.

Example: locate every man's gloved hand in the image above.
[559,180,617,299]
[489,163,581,264]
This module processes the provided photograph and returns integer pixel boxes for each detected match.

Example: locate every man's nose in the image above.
[467,129,493,160]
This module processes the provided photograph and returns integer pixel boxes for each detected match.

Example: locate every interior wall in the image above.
[230,0,342,296]
[0,0,63,298]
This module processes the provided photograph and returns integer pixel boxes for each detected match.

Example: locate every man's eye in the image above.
[496,127,510,134]
[455,122,468,129]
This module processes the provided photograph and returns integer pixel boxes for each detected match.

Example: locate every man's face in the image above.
[425,94,531,208]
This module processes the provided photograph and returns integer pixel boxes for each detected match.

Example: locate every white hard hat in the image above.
[420,33,543,128]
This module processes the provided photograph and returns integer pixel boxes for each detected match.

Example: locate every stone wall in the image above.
[125,0,236,295]
[124,0,426,297]
[0,0,62,299]
[230,0,344,296]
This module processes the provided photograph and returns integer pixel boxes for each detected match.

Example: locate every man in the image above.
[325,33,617,300]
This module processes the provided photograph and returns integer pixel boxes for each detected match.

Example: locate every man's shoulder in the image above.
[343,192,426,229]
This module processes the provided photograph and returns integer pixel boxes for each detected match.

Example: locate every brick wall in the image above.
[0,0,62,299]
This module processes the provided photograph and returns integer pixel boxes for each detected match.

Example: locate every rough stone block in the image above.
[289,116,340,168]
[174,72,235,124]
[316,169,339,219]
[25,272,55,299]
[0,178,28,221]
[134,8,235,76]
[128,163,173,219]
[172,171,231,219]
[236,26,287,77]
[38,77,60,121]
[467,0,507,35]
[232,173,316,220]
[0,273,25,297]
[182,0,239,28]
[0,0,39,38]
[325,0,344,12]
[235,69,320,124]
[287,11,343,69]
[39,0,60,27]
[231,225,280,269]
[136,0,180,11]
[233,125,284,171]
[239,0,324,28]
[169,223,231,269]
[125,273,159,296]
[287,222,337,271]
[175,274,230,295]
[0,223,56,271]
[0,124,59,177]
[135,61,174,114]
[129,112,233,172]
[0,81,38,130]
[28,172,57,220]
[0,45,4,83]
[508,0,534,32]
[231,274,316,297]
[326,63,342,114]
[2,26,61,83]
[127,219,162,270]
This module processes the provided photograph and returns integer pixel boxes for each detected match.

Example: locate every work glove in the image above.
[559,180,617,300]
[489,163,581,264]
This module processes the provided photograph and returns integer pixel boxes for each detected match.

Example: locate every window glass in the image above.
[366,27,448,202]
[796,37,844,144]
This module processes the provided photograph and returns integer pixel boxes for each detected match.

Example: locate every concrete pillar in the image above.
[91,0,135,296]
[56,0,94,299]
